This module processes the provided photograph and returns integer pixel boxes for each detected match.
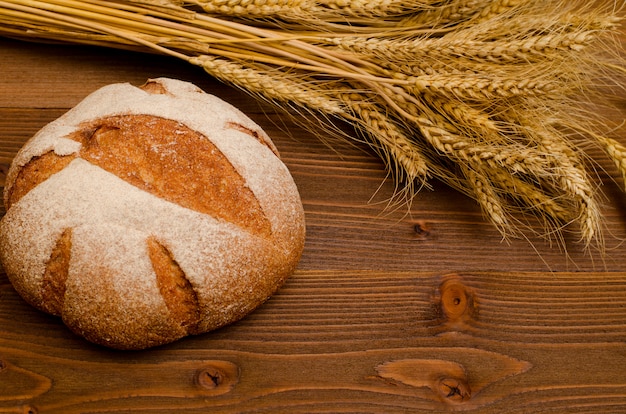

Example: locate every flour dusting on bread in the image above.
[0,78,305,349]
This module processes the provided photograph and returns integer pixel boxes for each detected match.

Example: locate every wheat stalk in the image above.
[327,31,602,66]
[401,0,491,29]
[0,0,624,253]
[598,136,626,189]
[188,0,307,17]
[335,89,430,184]
[312,0,436,18]
[189,55,345,114]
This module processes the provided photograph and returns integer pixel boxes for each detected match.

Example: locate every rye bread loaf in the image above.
[0,78,306,350]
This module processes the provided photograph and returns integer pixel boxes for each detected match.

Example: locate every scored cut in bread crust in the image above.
[0,78,305,349]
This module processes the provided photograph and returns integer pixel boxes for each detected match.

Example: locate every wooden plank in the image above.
[1,270,626,412]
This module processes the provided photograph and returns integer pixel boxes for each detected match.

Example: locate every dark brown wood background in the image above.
[1,28,626,413]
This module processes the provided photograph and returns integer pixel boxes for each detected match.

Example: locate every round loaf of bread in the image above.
[0,78,305,350]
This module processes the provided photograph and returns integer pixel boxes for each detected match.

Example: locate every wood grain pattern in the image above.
[1,32,626,413]
[2,270,626,412]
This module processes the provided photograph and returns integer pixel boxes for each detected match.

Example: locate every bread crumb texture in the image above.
[0,78,305,350]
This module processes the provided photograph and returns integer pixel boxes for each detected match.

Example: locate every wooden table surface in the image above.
[1,33,626,413]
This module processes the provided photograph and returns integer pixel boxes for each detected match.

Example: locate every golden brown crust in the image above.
[147,236,201,335]
[10,115,274,238]
[40,228,72,316]
[71,115,273,237]
[7,152,75,209]
[140,80,168,95]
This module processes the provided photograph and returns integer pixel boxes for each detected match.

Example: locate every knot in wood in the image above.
[0,358,6,373]
[439,274,475,322]
[413,221,431,239]
[196,366,223,390]
[437,377,471,403]
[193,360,239,395]
[21,405,38,414]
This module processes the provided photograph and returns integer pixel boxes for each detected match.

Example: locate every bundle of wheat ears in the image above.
[1,0,625,251]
